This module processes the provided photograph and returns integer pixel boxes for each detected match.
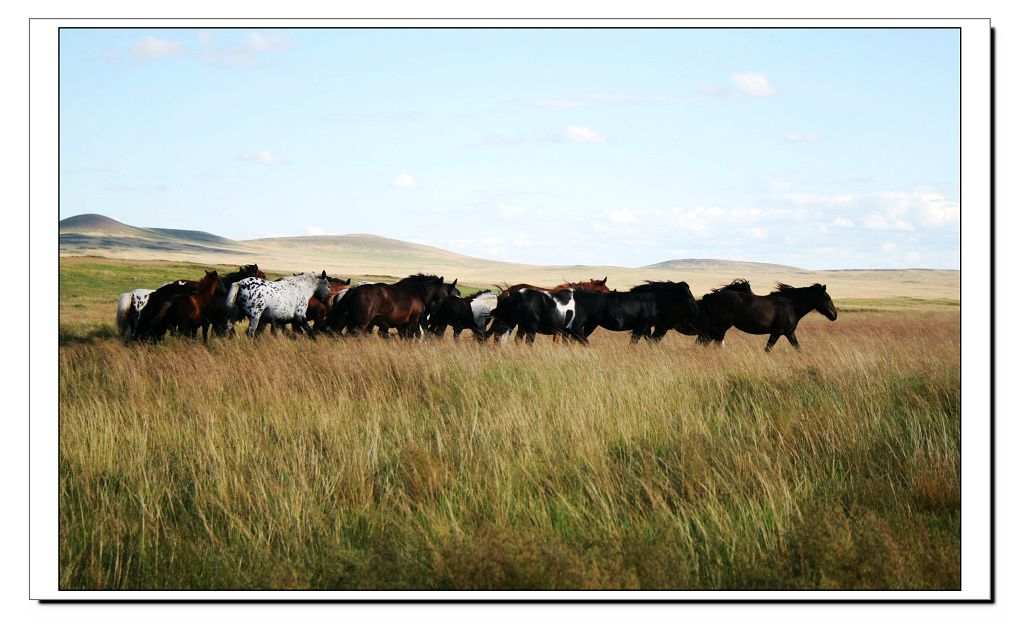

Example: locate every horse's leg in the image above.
[247,312,262,338]
[201,322,209,342]
[525,331,536,345]
[630,330,642,344]
[785,332,801,350]
[764,333,781,352]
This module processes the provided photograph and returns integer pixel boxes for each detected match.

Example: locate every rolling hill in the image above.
[58,214,960,300]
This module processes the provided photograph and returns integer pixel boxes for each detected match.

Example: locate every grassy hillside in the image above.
[58,257,960,590]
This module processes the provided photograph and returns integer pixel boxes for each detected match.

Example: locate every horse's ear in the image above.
[345,278,351,285]
[452,278,457,286]
[439,276,444,283]
[321,270,327,279]
[822,284,827,291]
[601,277,608,284]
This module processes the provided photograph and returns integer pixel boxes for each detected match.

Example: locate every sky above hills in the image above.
[59,28,960,269]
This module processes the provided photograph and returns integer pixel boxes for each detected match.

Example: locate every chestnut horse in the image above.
[148,271,222,340]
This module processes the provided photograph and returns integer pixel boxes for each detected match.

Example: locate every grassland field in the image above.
[58,256,961,590]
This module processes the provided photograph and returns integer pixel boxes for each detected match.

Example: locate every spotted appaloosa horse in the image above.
[116,288,155,341]
[225,271,333,337]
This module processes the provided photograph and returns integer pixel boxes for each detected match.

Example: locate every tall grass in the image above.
[59,307,960,590]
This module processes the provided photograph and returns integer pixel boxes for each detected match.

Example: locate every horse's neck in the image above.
[783,291,815,319]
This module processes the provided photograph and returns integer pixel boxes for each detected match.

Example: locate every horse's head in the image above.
[811,284,838,320]
[677,281,699,319]
[200,270,221,295]
[445,278,461,298]
[313,271,332,302]
[575,277,610,293]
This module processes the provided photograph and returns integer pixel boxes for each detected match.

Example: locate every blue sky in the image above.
[59,28,960,269]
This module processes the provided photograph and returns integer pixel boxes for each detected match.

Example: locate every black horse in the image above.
[427,290,489,341]
[326,274,459,338]
[667,279,753,340]
[570,282,700,343]
[696,282,838,351]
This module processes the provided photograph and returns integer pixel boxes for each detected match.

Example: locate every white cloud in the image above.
[905,251,922,262]
[832,217,856,228]
[732,73,779,97]
[304,226,326,236]
[197,30,291,68]
[563,125,607,144]
[748,227,769,240]
[197,32,214,46]
[391,173,415,189]
[131,36,187,61]
[245,31,289,53]
[882,242,897,253]
[785,132,823,143]
[238,149,288,166]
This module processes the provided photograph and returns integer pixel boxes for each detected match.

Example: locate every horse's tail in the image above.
[327,286,353,330]
[225,281,241,311]
[116,293,132,337]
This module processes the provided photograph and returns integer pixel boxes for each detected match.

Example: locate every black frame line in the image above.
[36,19,993,603]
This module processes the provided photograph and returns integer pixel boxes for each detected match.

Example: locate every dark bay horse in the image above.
[696,282,837,351]
[328,274,459,338]
[149,271,222,340]
[574,281,700,343]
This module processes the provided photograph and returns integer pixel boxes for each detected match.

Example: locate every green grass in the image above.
[58,257,961,590]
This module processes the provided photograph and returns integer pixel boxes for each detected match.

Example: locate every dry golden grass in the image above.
[59,303,960,590]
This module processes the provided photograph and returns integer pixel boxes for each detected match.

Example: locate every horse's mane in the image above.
[395,273,445,287]
[711,278,753,294]
[630,280,689,294]
[771,282,801,296]
[464,289,493,300]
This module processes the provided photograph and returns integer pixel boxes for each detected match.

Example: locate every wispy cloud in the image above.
[130,36,187,62]
[561,125,607,144]
[391,173,415,189]
[238,149,288,166]
[326,113,421,123]
[773,188,959,232]
[525,74,777,109]
[304,226,326,236]
[126,31,290,69]
[732,73,779,97]
[785,132,823,143]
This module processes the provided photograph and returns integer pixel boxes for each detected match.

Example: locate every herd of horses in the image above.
[115,265,838,351]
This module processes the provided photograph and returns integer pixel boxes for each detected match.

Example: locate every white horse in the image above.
[225,271,332,337]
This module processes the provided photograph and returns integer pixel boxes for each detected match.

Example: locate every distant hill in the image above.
[57,213,960,300]
[645,258,808,274]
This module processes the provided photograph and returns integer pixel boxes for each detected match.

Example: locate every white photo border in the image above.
[29,17,992,602]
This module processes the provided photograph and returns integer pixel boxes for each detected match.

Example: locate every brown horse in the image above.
[327,274,459,338]
[488,277,610,341]
[149,270,221,341]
